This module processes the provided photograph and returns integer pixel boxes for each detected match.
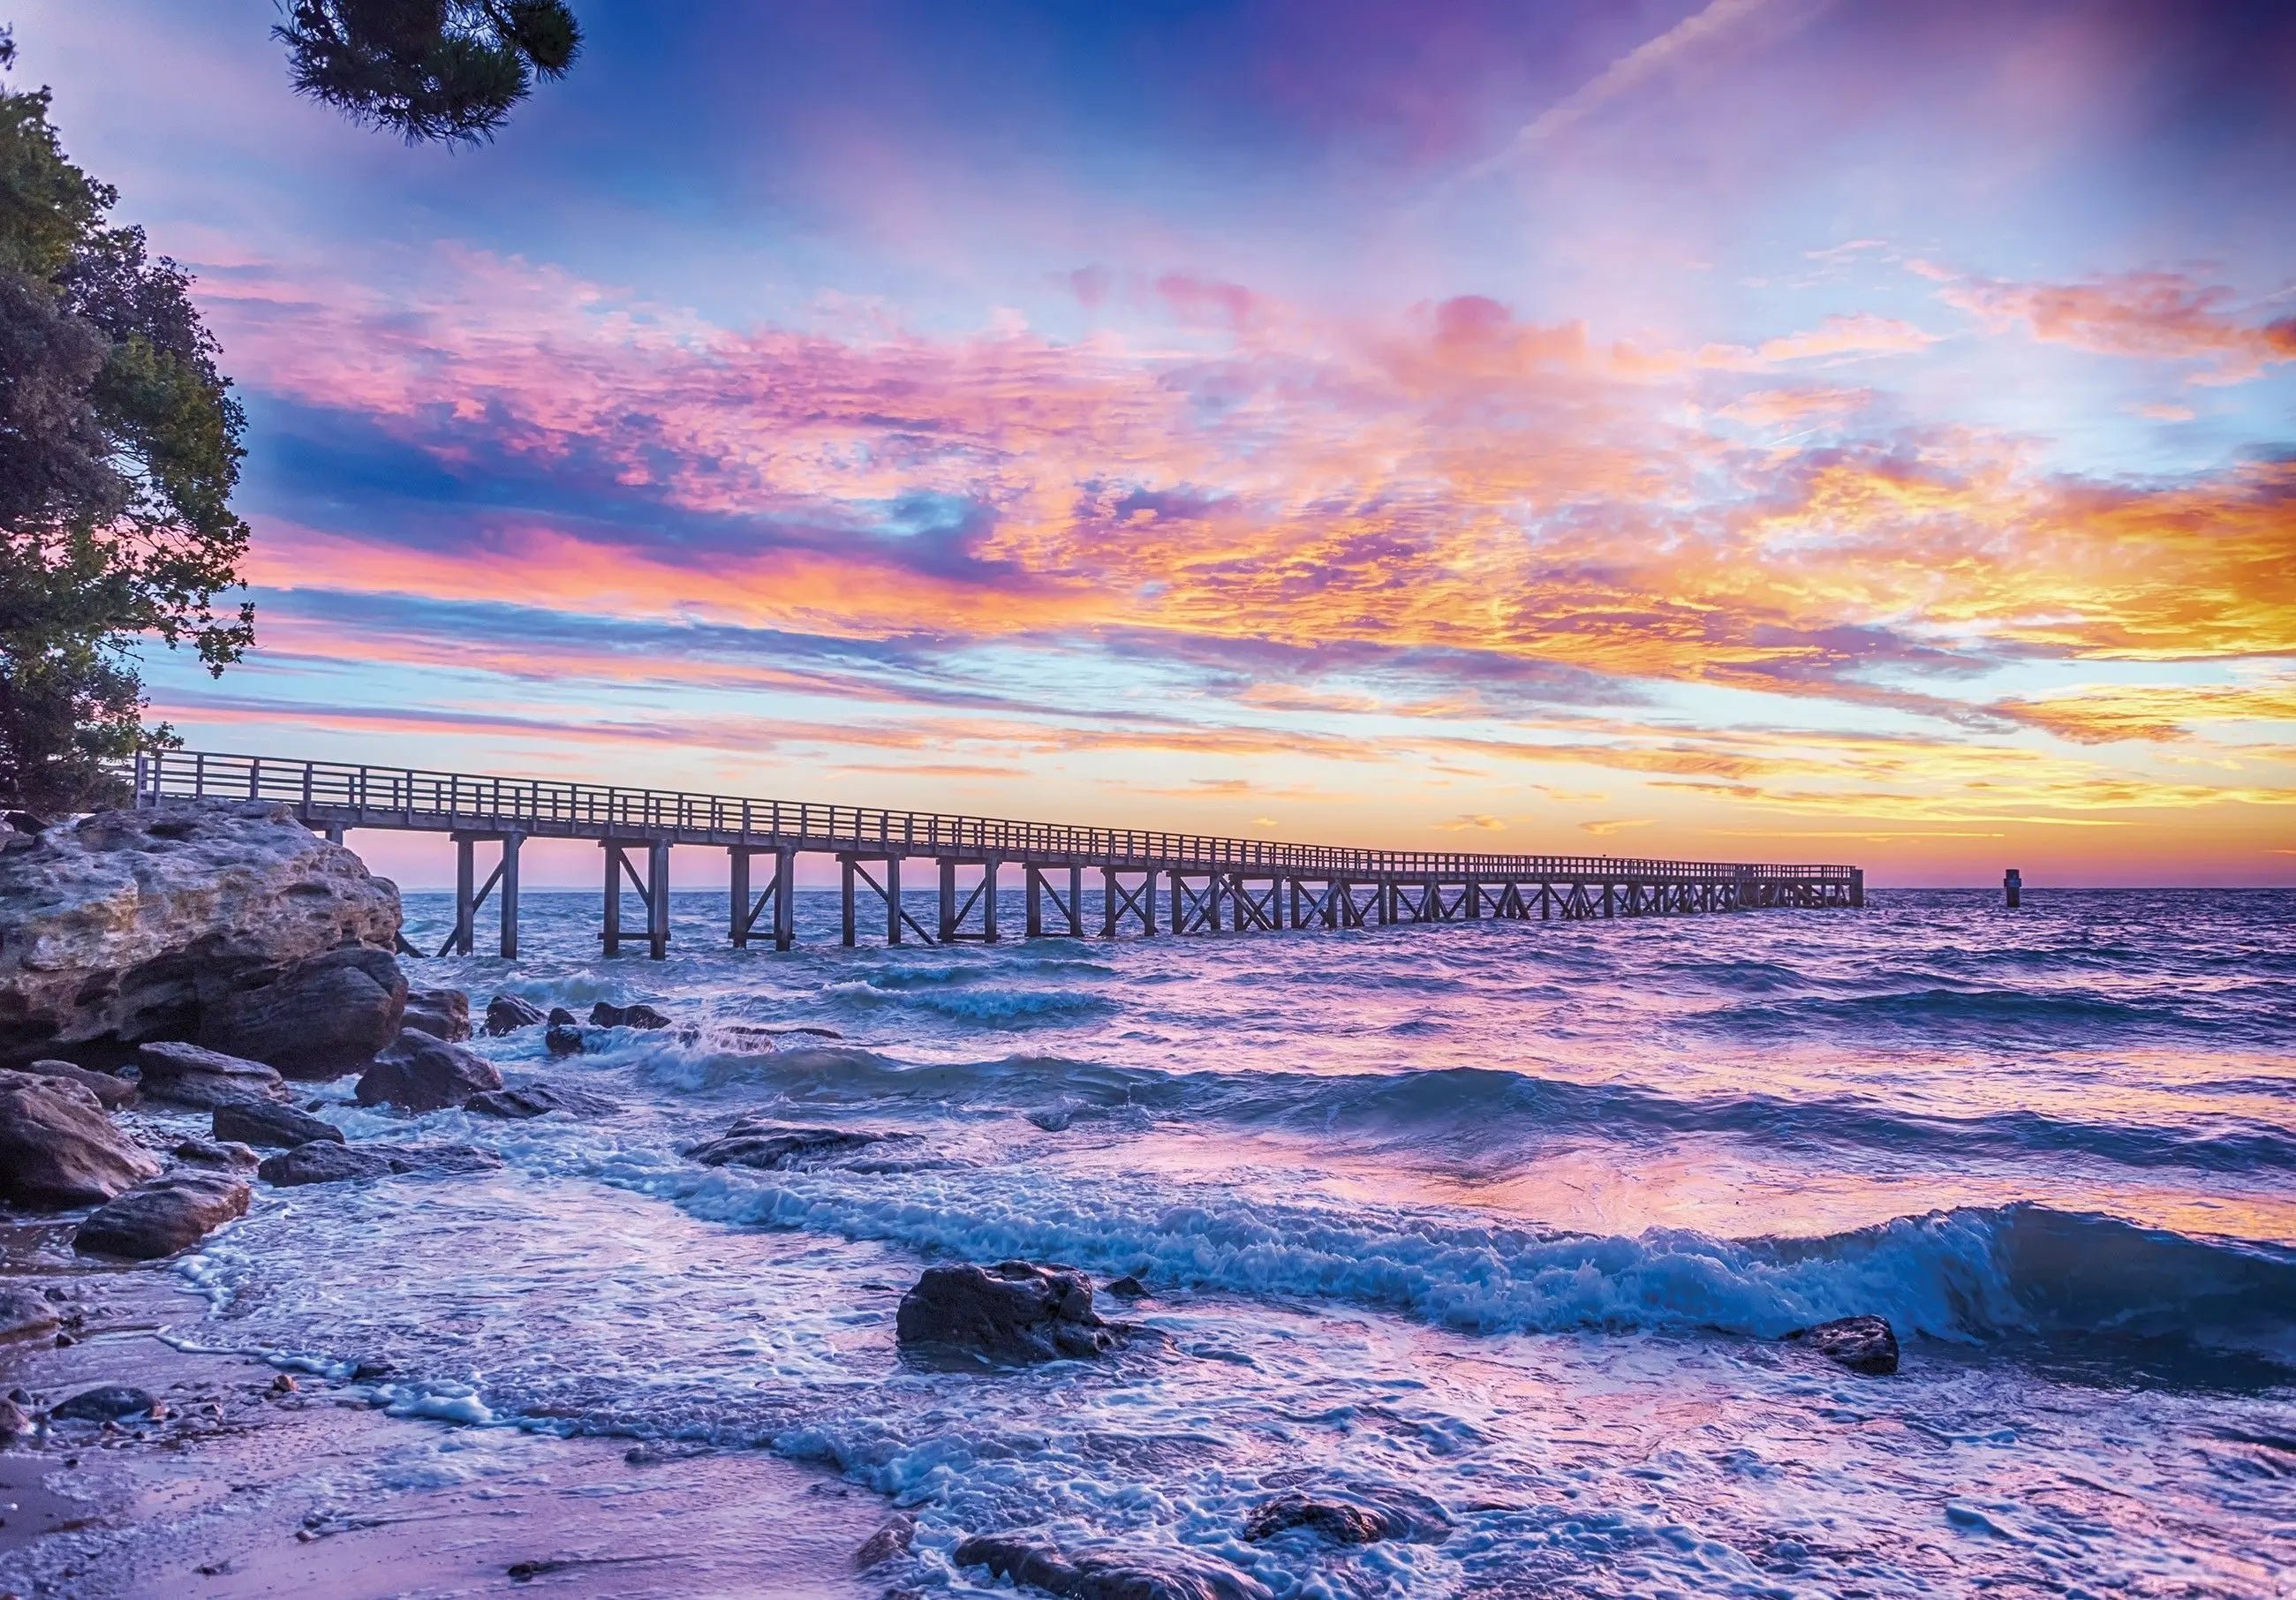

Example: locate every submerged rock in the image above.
[1242,1490,1451,1545]
[49,1385,157,1423]
[369,1143,503,1176]
[0,801,402,1068]
[953,1535,1273,1600]
[589,1000,671,1030]
[199,945,409,1079]
[258,1140,394,1187]
[21,1059,136,1109]
[134,1040,288,1108]
[1787,1314,1900,1376]
[686,1118,883,1170]
[402,987,472,1042]
[173,1136,260,1169]
[0,1284,59,1344]
[72,1170,250,1259]
[484,993,548,1036]
[544,1017,585,1057]
[464,1082,618,1120]
[896,1261,1120,1364]
[0,1397,30,1438]
[213,1100,343,1149]
[853,1513,916,1570]
[0,1068,162,1206]
[354,1029,503,1113]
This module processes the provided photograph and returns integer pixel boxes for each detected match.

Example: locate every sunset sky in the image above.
[17,0,2295,886]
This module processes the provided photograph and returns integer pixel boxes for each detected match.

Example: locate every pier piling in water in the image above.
[2005,868,2022,909]
[139,749,1865,960]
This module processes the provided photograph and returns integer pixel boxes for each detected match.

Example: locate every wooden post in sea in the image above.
[2004,868,2021,909]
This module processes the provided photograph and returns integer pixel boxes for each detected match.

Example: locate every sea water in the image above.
[172,888,2295,1595]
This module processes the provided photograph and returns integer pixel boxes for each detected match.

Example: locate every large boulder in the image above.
[895,1262,1119,1364]
[483,993,548,1036]
[134,1041,288,1108]
[212,1100,344,1149]
[73,1171,249,1259]
[0,1068,162,1206]
[403,988,471,1042]
[354,1030,502,1113]
[20,1058,136,1109]
[686,1118,881,1169]
[953,1535,1272,1600]
[0,801,403,1068]
[198,946,408,1079]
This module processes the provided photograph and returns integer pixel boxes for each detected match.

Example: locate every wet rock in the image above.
[484,993,548,1035]
[0,1068,162,1206]
[544,1020,585,1057]
[0,1397,31,1438]
[21,1059,137,1109]
[1104,1275,1150,1300]
[854,1513,916,1569]
[354,1029,503,1113]
[953,1535,1272,1600]
[464,1082,618,1120]
[1242,1490,1450,1546]
[402,987,471,1042]
[134,1040,288,1108]
[0,801,402,1068]
[73,1170,251,1259]
[589,1001,670,1030]
[199,945,409,1079]
[173,1136,261,1168]
[547,1008,577,1025]
[1787,1314,1900,1376]
[49,1385,157,1423]
[0,1284,59,1344]
[687,1118,884,1170]
[368,1143,504,1176]
[896,1261,1120,1364]
[258,1140,394,1187]
[213,1100,344,1149]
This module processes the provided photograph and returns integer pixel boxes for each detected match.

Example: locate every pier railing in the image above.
[133,748,1852,885]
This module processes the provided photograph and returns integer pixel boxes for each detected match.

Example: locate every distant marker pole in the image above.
[2004,868,2021,909]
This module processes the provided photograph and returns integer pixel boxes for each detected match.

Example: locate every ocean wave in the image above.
[819,980,1116,1025]
[1706,985,2206,1038]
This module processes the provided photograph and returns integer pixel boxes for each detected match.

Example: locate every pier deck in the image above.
[133,750,1863,959]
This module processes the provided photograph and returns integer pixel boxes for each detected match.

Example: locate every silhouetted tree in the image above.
[274,0,581,145]
[0,30,252,813]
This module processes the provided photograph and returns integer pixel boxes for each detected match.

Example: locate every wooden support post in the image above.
[1069,865,1084,936]
[1025,865,1044,937]
[324,824,344,845]
[730,849,751,947]
[1101,868,1120,938]
[1169,871,1184,935]
[981,859,1000,942]
[940,860,958,943]
[1602,880,1615,919]
[887,856,904,944]
[453,835,476,956]
[1540,881,1552,921]
[1465,879,1481,919]
[774,847,796,951]
[841,857,857,947]
[647,840,671,960]
[500,834,521,958]
[1851,868,1865,909]
[2003,867,2020,909]
[602,842,623,957]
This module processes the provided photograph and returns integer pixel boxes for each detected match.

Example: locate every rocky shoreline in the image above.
[1,800,1906,1598]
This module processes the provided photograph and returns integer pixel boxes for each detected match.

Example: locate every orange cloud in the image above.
[1939,268,2296,383]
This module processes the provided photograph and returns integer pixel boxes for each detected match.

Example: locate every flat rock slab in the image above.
[213,1100,344,1148]
[21,1059,137,1109]
[48,1385,159,1423]
[355,1030,502,1113]
[370,1143,504,1177]
[464,1082,619,1120]
[684,1117,886,1170]
[73,1171,251,1259]
[1788,1314,1901,1376]
[896,1261,1119,1364]
[135,1040,288,1107]
[0,1068,163,1207]
[1242,1489,1451,1545]
[258,1141,396,1187]
[955,1535,1273,1600]
[174,1136,261,1168]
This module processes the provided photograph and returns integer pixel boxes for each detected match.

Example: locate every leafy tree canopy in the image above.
[275,0,581,146]
[0,29,252,814]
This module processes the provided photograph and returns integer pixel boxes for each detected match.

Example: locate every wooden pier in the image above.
[132,751,1864,960]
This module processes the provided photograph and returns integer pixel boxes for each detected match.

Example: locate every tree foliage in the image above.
[275,0,581,146]
[0,30,252,814]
